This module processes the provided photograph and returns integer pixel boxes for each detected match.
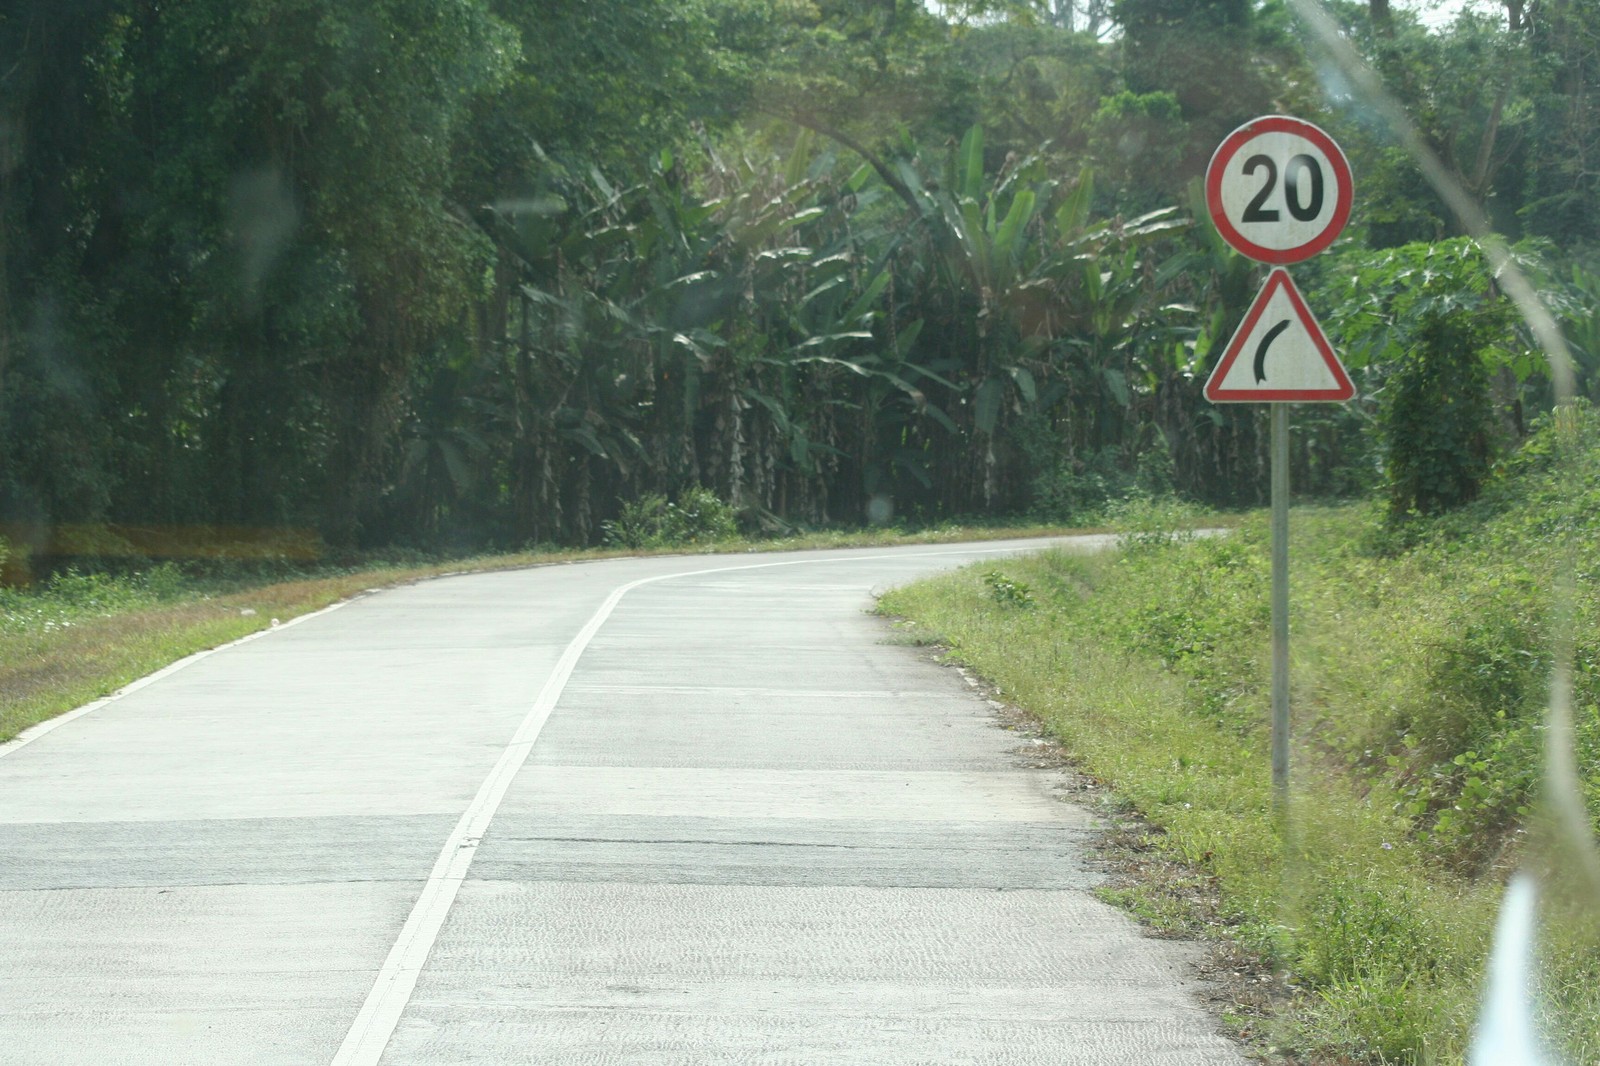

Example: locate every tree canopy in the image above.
[2,0,1596,561]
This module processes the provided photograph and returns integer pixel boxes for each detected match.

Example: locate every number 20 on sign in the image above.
[1204,114,1353,265]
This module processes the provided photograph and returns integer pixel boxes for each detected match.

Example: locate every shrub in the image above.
[1296,875,1441,987]
[1381,306,1505,518]
[0,535,30,586]
[1109,495,1203,554]
[665,486,739,544]
[601,487,737,548]
[983,570,1035,609]
[1312,238,1524,522]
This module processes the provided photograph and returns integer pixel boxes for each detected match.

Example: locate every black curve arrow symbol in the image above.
[1254,319,1292,384]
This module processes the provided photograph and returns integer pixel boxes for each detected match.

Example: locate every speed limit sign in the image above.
[1205,115,1352,264]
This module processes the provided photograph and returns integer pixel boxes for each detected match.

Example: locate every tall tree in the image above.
[0,0,517,544]
[1113,0,1271,158]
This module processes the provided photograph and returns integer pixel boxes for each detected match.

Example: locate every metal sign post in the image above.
[1270,405,1290,811]
[1203,115,1354,815]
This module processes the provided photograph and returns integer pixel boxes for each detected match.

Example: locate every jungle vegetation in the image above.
[2,0,1598,569]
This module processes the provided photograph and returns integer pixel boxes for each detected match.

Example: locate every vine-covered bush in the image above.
[1380,304,1506,516]
[601,487,738,549]
[1313,239,1529,522]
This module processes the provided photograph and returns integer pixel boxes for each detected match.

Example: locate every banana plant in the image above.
[442,122,1212,538]
[884,125,1196,509]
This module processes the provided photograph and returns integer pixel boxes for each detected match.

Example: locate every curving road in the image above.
[0,538,1246,1065]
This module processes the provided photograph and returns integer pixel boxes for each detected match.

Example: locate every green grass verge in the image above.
[880,448,1600,1063]
[0,520,1110,745]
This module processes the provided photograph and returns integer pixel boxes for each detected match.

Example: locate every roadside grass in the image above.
[0,518,1136,745]
[881,543,1491,1063]
[878,416,1600,1064]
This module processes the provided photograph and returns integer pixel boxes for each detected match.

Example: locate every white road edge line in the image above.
[0,595,367,762]
[328,544,1054,1066]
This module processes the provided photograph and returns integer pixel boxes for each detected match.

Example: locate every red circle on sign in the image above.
[1205,115,1352,264]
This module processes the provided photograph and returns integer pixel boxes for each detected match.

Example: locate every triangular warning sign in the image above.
[1204,269,1354,403]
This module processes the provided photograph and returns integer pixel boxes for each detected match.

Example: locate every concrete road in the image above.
[0,539,1246,1065]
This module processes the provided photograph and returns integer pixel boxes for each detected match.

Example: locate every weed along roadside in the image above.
[879,415,1600,1065]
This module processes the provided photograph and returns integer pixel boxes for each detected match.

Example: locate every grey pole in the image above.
[1270,404,1290,817]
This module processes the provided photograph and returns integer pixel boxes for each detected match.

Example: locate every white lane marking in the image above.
[0,539,1078,766]
[0,597,362,761]
[329,542,1066,1066]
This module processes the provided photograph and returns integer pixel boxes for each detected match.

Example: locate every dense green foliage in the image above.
[3,0,1599,568]
[882,408,1600,1062]
[1310,238,1527,516]
[601,487,740,549]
